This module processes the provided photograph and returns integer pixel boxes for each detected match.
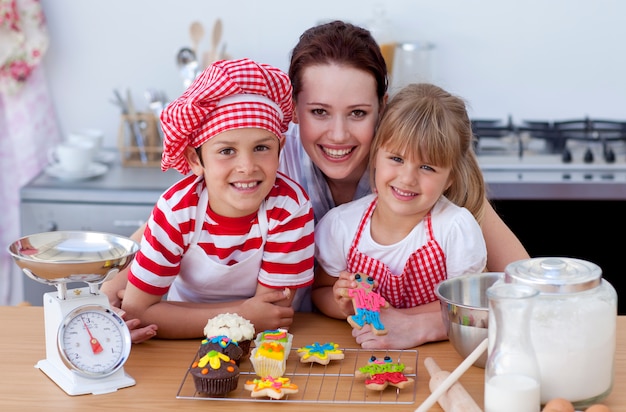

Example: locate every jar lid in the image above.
[504,257,601,294]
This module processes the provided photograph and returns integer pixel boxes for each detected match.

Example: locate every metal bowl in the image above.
[435,272,503,368]
[7,231,139,286]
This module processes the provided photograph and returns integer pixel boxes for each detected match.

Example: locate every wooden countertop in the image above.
[1,306,624,411]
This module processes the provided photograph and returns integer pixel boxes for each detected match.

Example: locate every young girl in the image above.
[120,58,315,339]
[312,83,487,349]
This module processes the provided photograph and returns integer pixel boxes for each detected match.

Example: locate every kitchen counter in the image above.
[1,308,625,411]
[21,155,181,205]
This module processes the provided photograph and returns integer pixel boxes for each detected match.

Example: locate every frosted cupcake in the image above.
[190,350,240,397]
[250,341,287,378]
[204,313,255,362]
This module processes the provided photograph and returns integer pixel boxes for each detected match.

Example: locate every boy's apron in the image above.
[346,198,447,308]
[168,189,268,302]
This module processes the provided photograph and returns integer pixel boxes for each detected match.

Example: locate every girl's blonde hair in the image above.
[369,83,486,223]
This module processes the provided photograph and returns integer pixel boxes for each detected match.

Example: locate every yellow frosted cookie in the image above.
[244,376,299,399]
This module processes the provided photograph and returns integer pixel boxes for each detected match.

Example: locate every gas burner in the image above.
[472,116,554,158]
[472,116,626,164]
[553,118,626,164]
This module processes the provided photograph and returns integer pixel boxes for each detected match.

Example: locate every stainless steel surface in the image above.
[435,272,503,368]
[8,231,139,284]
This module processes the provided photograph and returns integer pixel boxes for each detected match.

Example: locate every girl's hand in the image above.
[333,271,358,317]
[351,303,447,349]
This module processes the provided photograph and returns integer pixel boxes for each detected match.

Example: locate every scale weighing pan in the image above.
[9,230,139,298]
[8,231,140,396]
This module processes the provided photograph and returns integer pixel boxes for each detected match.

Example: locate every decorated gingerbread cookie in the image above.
[244,376,299,399]
[355,355,414,391]
[345,273,389,335]
[297,342,345,365]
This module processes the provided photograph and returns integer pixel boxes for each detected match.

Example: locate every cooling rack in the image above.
[176,348,418,404]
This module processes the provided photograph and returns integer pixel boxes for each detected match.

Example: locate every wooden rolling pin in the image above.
[424,357,482,412]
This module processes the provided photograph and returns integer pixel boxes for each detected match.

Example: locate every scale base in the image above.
[36,359,135,396]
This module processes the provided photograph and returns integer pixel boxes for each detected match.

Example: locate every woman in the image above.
[104,20,529,343]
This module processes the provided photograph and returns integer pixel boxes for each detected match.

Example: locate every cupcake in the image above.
[190,350,240,397]
[198,335,244,365]
[204,313,255,362]
[255,328,293,354]
[250,341,287,378]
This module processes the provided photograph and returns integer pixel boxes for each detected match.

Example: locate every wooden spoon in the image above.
[189,21,205,57]
[202,18,223,68]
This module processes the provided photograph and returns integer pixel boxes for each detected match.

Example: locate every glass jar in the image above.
[504,257,617,408]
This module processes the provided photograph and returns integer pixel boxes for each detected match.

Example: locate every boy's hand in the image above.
[241,289,295,331]
[111,307,158,344]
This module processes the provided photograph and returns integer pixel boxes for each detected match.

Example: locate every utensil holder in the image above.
[117,112,162,167]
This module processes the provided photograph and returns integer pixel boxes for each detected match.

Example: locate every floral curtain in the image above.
[0,0,60,304]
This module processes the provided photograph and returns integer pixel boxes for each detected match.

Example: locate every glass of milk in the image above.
[484,283,541,412]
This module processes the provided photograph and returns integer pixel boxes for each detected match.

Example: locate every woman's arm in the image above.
[481,201,530,272]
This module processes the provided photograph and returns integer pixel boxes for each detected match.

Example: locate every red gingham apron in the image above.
[346,198,447,308]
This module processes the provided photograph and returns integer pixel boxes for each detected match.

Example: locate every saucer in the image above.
[45,162,109,181]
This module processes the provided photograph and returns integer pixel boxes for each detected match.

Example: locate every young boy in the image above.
[121,58,315,339]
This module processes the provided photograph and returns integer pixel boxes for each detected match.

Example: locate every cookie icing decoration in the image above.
[346,273,389,335]
[355,355,414,391]
[256,341,286,361]
[297,342,345,364]
[192,350,235,374]
[244,376,299,399]
[258,329,289,342]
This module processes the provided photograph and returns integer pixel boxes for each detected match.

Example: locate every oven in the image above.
[474,117,626,314]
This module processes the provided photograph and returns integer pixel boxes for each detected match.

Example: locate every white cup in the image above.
[48,142,95,173]
[67,129,103,152]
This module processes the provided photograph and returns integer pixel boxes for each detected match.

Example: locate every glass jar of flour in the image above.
[504,257,616,409]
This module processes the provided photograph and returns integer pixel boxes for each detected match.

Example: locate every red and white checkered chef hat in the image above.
[160,58,293,174]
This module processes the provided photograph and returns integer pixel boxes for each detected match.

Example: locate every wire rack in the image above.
[176,347,419,404]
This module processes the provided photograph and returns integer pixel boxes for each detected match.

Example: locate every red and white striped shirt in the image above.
[128,172,315,298]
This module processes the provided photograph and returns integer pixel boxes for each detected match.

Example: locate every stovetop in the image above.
[473,116,626,169]
[473,116,626,199]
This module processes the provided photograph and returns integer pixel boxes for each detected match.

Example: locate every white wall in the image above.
[40,0,626,149]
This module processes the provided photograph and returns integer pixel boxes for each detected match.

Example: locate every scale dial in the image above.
[58,304,131,378]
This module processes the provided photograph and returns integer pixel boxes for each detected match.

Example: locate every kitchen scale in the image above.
[8,231,140,396]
